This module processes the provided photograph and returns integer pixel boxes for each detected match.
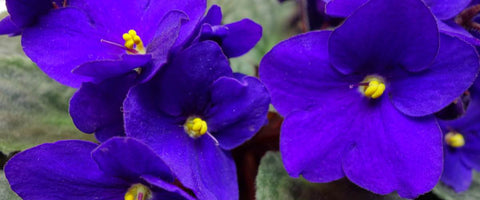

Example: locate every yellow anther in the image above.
[184,117,208,138]
[122,33,132,41]
[445,132,465,148]
[359,75,386,99]
[124,184,152,200]
[122,29,145,54]
[125,40,135,49]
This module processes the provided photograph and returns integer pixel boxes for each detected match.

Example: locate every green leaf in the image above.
[256,151,405,200]
[0,57,96,154]
[0,171,20,200]
[433,172,480,200]
[207,0,300,76]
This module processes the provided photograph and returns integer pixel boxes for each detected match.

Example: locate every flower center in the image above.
[184,117,208,138]
[123,29,146,54]
[445,131,465,148]
[357,75,386,99]
[124,184,152,200]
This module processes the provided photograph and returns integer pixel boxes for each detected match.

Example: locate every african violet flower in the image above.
[21,0,205,88]
[260,0,479,198]
[20,0,205,141]
[439,83,480,192]
[0,0,66,36]
[323,0,480,45]
[123,41,270,200]
[191,5,262,58]
[5,137,195,200]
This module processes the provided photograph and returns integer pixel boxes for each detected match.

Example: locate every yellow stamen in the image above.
[184,117,208,138]
[445,131,465,148]
[122,29,145,54]
[359,75,386,99]
[124,184,152,200]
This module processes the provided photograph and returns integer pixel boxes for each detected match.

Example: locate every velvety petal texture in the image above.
[260,12,446,196]
[5,138,191,200]
[259,31,357,115]
[197,5,262,58]
[206,75,270,150]
[69,73,136,142]
[124,40,268,199]
[325,0,367,17]
[423,0,470,19]
[92,137,174,183]
[390,34,479,117]
[5,140,128,200]
[328,0,439,74]
[21,0,205,87]
[0,16,21,35]
[441,149,472,192]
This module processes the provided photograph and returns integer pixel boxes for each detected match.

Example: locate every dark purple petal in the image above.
[124,88,238,200]
[69,73,136,142]
[147,41,232,116]
[141,10,188,82]
[282,92,442,198]
[423,0,471,20]
[461,133,480,171]
[324,0,367,17]
[142,175,196,200]
[390,34,479,117]
[342,97,442,198]
[206,75,270,150]
[203,5,222,25]
[218,19,262,58]
[6,0,53,28]
[21,7,120,87]
[72,54,151,82]
[441,149,472,192]
[92,137,174,182]
[70,0,205,45]
[0,16,21,36]
[259,31,359,115]
[438,20,480,46]
[328,0,439,74]
[5,140,128,200]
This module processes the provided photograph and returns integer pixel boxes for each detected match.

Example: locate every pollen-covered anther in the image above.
[445,131,465,148]
[124,183,152,200]
[358,75,386,99]
[184,117,208,138]
[122,29,146,54]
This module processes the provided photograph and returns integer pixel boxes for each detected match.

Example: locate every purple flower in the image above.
[123,41,270,200]
[20,0,205,141]
[323,0,470,19]
[22,0,206,88]
[259,0,479,198]
[323,0,480,46]
[439,83,480,192]
[0,0,65,36]
[5,137,195,200]
[191,5,262,58]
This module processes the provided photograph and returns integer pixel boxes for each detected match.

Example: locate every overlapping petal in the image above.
[92,137,174,183]
[124,93,238,200]
[146,41,232,116]
[328,0,439,74]
[206,75,270,150]
[441,149,472,192]
[259,31,359,115]
[69,73,136,142]
[5,140,128,200]
[390,34,479,117]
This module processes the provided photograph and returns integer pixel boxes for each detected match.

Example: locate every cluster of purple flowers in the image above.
[4,0,480,199]
[1,0,269,199]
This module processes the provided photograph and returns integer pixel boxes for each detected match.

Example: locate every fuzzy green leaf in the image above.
[433,172,480,200]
